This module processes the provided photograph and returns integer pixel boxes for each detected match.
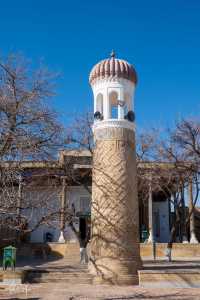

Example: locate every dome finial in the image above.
[110,50,116,58]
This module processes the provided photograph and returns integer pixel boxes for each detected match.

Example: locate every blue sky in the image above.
[0,0,200,129]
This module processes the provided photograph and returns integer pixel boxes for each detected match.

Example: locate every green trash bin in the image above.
[3,245,16,270]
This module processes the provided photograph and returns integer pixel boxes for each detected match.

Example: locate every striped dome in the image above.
[89,51,137,85]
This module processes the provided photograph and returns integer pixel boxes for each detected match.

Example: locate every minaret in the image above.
[89,52,141,285]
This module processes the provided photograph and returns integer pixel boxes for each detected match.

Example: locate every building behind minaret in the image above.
[89,52,141,285]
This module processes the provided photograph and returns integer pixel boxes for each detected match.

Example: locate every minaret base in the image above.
[92,273,139,286]
[89,258,140,285]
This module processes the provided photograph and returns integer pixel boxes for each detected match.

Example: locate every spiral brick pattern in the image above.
[89,127,141,285]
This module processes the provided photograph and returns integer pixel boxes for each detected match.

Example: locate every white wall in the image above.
[67,186,91,214]
[22,186,91,243]
[30,224,60,243]
[22,187,61,243]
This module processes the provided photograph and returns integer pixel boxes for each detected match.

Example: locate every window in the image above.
[111,105,118,118]
[96,93,103,114]
[109,91,118,119]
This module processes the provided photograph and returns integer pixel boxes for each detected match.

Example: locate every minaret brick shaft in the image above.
[89,53,141,285]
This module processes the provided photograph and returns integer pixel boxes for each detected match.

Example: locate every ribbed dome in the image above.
[89,51,137,85]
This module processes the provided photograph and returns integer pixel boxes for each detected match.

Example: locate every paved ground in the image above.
[1,283,200,299]
[2,257,200,299]
[6,256,200,271]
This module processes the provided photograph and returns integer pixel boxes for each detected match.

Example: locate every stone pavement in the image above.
[1,255,200,299]
[1,283,200,299]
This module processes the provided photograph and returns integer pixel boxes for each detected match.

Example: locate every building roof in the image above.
[89,51,137,85]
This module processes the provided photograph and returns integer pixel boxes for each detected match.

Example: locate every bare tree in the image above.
[136,119,200,260]
[0,53,62,161]
[171,119,200,235]
[0,53,64,243]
